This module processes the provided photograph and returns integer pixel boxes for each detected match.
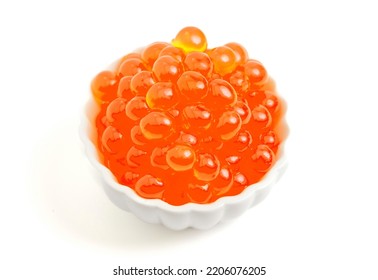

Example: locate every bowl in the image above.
[80,97,287,230]
[80,48,288,230]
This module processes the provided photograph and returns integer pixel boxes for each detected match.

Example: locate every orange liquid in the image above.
[92,27,288,205]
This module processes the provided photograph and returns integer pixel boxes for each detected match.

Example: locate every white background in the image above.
[1,0,377,279]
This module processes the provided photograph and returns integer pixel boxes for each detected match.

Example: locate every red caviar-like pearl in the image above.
[106,97,128,127]
[101,126,126,155]
[118,58,146,77]
[216,110,242,141]
[135,175,165,199]
[186,181,213,204]
[152,55,183,82]
[159,46,186,62]
[244,59,268,86]
[166,145,196,171]
[117,76,133,100]
[211,167,233,196]
[177,71,208,101]
[251,145,275,172]
[209,46,237,76]
[182,104,212,130]
[125,96,149,121]
[184,52,213,77]
[193,153,220,181]
[91,71,118,104]
[146,82,178,110]
[225,42,249,66]
[172,26,207,53]
[139,112,174,140]
[130,71,155,96]
[207,79,237,110]
[141,42,169,68]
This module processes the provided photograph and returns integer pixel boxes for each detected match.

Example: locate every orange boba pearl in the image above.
[134,175,165,199]
[216,110,242,141]
[225,42,249,66]
[120,171,140,186]
[251,145,275,172]
[249,105,272,132]
[159,46,186,62]
[260,130,280,153]
[91,71,118,104]
[182,104,212,130]
[146,82,178,110]
[233,100,252,124]
[227,70,249,96]
[166,145,196,171]
[126,146,148,168]
[208,46,237,76]
[172,26,207,53]
[105,97,128,128]
[244,59,268,86]
[130,70,155,96]
[125,96,149,121]
[139,111,174,140]
[177,71,208,101]
[228,172,249,195]
[211,167,233,196]
[175,132,198,147]
[118,52,141,67]
[101,126,126,154]
[117,76,133,100]
[152,55,183,82]
[207,79,237,109]
[184,52,213,77]
[263,93,284,121]
[193,153,220,182]
[141,42,169,68]
[230,130,253,152]
[117,58,146,77]
[150,146,170,170]
[130,125,148,146]
[186,180,212,204]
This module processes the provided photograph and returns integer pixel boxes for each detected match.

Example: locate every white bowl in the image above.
[80,96,287,230]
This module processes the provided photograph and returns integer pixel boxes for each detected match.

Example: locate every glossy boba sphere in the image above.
[91,71,118,104]
[209,46,237,76]
[101,126,125,154]
[216,110,242,140]
[172,26,207,53]
[125,96,149,121]
[193,153,220,182]
[135,175,165,199]
[177,71,208,101]
[207,79,237,109]
[166,145,196,171]
[152,55,183,82]
[184,52,213,77]
[140,112,174,140]
[146,82,178,110]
